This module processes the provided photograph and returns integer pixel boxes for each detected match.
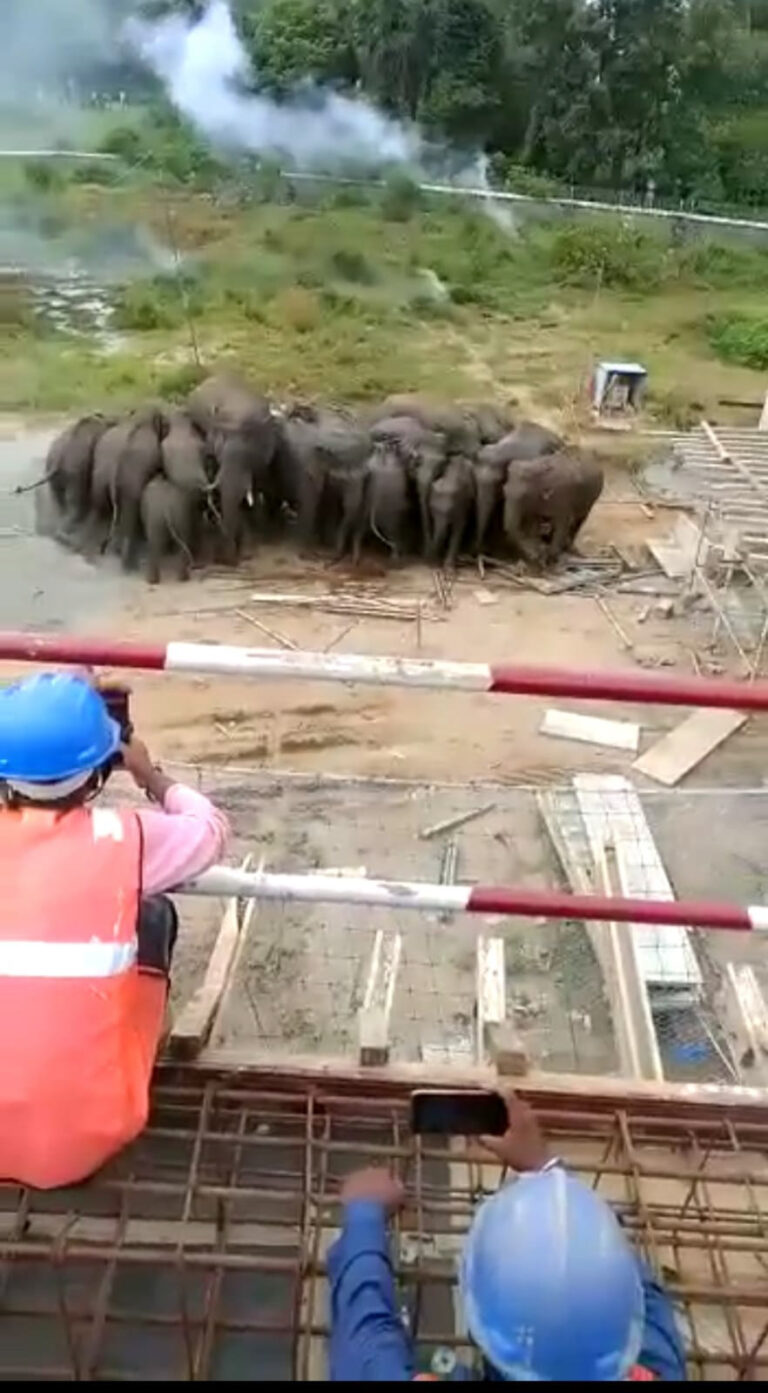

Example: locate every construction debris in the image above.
[235,609,298,649]
[418,801,496,841]
[633,708,747,786]
[249,590,426,622]
[540,708,640,753]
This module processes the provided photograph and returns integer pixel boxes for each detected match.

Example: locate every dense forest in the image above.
[130,0,768,210]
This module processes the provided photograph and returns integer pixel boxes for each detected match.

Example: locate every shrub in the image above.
[707,313,768,369]
[99,125,144,164]
[69,160,119,186]
[329,248,376,284]
[550,219,660,290]
[380,172,422,222]
[24,160,65,193]
[155,361,208,400]
[273,285,321,332]
[113,279,188,332]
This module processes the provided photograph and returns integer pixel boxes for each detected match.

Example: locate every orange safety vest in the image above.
[0,804,167,1188]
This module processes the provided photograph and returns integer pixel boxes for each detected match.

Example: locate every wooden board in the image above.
[540,708,640,753]
[633,708,746,786]
[170,856,251,1060]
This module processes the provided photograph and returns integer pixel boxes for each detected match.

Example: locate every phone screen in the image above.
[411,1090,507,1136]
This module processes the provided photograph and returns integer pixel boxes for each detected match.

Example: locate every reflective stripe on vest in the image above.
[0,804,147,1189]
[0,939,137,977]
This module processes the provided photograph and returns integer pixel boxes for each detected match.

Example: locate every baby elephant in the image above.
[140,476,196,584]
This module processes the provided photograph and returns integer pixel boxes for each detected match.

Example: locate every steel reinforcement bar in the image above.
[185,866,768,934]
[3,630,768,709]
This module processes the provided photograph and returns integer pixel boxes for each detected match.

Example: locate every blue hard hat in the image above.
[0,673,121,782]
[460,1169,644,1381]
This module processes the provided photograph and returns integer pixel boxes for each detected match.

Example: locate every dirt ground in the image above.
[2,418,768,1080]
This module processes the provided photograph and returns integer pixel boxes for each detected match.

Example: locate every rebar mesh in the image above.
[0,1069,765,1380]
[143,768,768,1085]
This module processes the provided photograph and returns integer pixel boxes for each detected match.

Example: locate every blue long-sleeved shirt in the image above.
[328,1200,687,1382]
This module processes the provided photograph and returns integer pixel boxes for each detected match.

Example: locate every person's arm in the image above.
[122,738,229,894]
[327,1170,414,1382]
[634,1261,687,1382]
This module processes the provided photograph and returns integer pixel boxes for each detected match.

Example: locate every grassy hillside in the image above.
[2,165,767,426]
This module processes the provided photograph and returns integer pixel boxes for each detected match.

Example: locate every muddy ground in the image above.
[2,418,767,1082]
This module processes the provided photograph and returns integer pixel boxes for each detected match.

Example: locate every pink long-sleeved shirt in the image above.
[135,783,229,895]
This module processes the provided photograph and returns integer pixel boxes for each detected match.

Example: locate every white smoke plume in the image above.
[127,0,422,172]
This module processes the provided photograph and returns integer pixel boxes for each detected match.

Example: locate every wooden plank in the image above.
[540,708,640,753]
[358,929,402,1067]
[725,963,768,1083]
[633,708,747,786]
[170,856,251,1060]
[593,842,663,1082]
[573,775,701,997]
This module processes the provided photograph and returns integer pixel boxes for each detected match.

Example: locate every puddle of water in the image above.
[0,424,139,632]
[1,268,123,350]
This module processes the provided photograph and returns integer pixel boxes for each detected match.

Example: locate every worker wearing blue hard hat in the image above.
[328,1093,686,1381]
[0,671,228,1189]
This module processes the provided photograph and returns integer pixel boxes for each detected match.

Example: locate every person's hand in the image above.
[481,1092,550,1172]
[120,736,157,789]
[340,1168,405,1213]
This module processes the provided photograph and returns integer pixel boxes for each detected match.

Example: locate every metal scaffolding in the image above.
[0,1065,765,1381]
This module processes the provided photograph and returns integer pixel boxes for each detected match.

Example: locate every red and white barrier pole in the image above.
[185,866,768,934]
[2,631,768,710]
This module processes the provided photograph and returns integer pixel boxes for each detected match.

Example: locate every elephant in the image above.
[483,420,563,468]
[369,414,446,463]
[140,476,197,584]
[90,407,167,568]
[44,414,115,532]
[187,374,278,562]
[368,395,480,456]
[161,409,213,496]
[427,455,475,569]
[362,444,412,561]
[274,412,371,554]
[503,452,604,567]
[472,449,509,556]
[464,401,514,445]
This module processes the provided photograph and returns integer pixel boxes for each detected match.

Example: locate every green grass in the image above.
[2,176,768,424]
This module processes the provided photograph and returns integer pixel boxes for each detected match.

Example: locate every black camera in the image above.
[101,685,133,746]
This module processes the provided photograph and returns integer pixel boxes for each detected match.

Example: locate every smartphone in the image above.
[101,685,133,745]
[411,1089,507,1137]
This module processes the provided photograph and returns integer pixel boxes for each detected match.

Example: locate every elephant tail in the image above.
[165,510,196,571]
[370,494,397,555]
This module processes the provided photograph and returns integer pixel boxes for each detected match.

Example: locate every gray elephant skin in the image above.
[90,408,166,567]
[274,408,371,555]
[427,455,475,568]
[362,444,412,561]
[140,476,196,584]
[187,374,277,562]
[44,414,115,533]
[503,453,604,565]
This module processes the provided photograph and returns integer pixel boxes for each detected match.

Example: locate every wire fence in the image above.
[136,767,768,1087]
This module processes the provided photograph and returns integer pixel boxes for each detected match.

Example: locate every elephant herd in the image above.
[40,374,605,584]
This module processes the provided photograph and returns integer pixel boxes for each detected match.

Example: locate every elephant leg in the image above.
[418,489,432,555]
[218,476,246,565]
[445,514,463,570]
[119,495,142,572]
[297,475,323,552]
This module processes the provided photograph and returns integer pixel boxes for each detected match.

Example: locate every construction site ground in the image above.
[2,421,768,1081]
[2,421,768,1380]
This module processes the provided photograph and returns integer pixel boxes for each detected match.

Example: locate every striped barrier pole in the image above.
[184,866,768,934]
[2,631,768,710]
